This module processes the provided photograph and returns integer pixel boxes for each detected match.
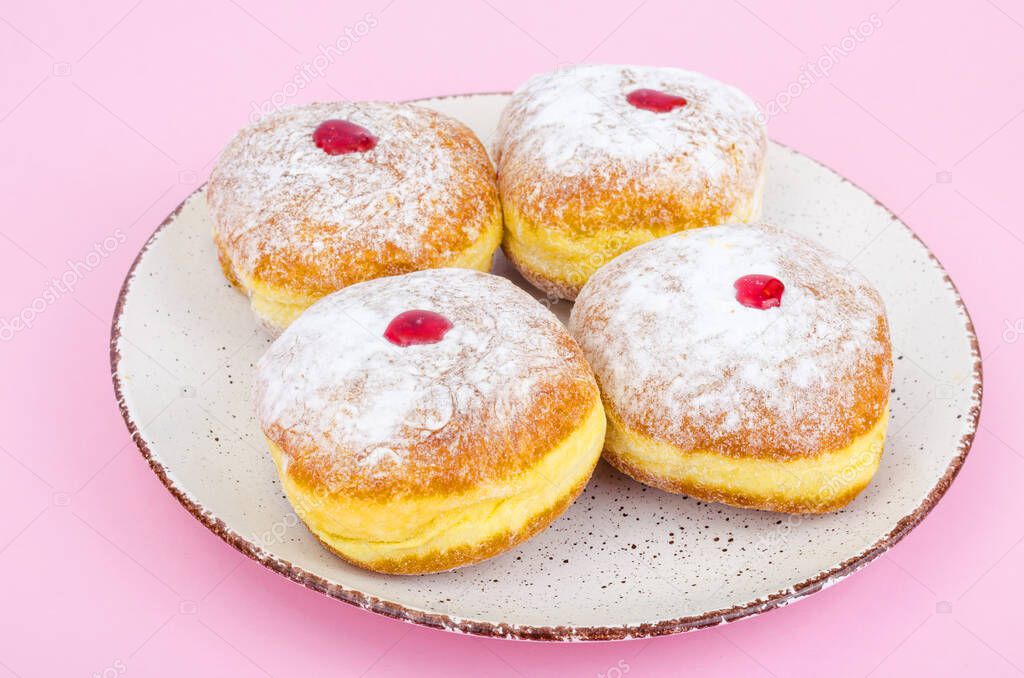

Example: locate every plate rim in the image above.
[110,91,983,642]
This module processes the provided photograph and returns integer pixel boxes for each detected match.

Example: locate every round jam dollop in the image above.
[383,310,453,346]
[626,88,688,113]
[734,274,785,310]
[312,119,377,155]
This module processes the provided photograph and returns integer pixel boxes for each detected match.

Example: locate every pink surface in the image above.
[0,0,1019,675]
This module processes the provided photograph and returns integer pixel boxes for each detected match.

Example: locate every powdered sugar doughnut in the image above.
[209,102,502,332]
[494,64,766,300]
[255,268,605,574]
[569,224,892,513]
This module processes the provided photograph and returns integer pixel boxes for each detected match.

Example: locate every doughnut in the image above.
[493,64,766,300]
[208,102,502,332]
[255,268,605,574]
[568,224,892,514]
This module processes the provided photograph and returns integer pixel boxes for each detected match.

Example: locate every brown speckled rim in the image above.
[110,92,983,642]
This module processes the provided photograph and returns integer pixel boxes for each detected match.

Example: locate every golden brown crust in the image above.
[257,269,601,500]
[498,160,761,241]
[208,102,501,300]
[493,65,765,237]
[269,335,598,500]
[569,224,894,460]
[590,315,891,460]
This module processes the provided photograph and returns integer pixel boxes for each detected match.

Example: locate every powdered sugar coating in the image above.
[256,269,598,495]
[492,64,765,221]
[208,102,499,294]
[569,224,892,458]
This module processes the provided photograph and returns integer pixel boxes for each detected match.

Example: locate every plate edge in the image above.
[108,92,984,642]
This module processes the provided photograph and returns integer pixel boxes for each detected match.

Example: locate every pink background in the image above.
[1,0,1020,675]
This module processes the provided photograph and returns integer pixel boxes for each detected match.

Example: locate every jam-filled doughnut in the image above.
[569,224,892,513]
[255,268,605,573]
[493,64,766,300]
[209,102,502,331]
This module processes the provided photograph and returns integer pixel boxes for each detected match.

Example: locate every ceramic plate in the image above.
[111,93,981,641]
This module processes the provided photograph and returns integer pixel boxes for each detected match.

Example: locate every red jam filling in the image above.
[312,119,377,155]
[626,88,688,112]
[383,310,453,346]
[734,274,785,310]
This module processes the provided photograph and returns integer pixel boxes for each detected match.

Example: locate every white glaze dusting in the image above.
[209,101,494,286]
[255,269,583,483]
[569,223,891,455]
[493,64,765,187]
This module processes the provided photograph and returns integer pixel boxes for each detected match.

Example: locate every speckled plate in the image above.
[111,93,981,641]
